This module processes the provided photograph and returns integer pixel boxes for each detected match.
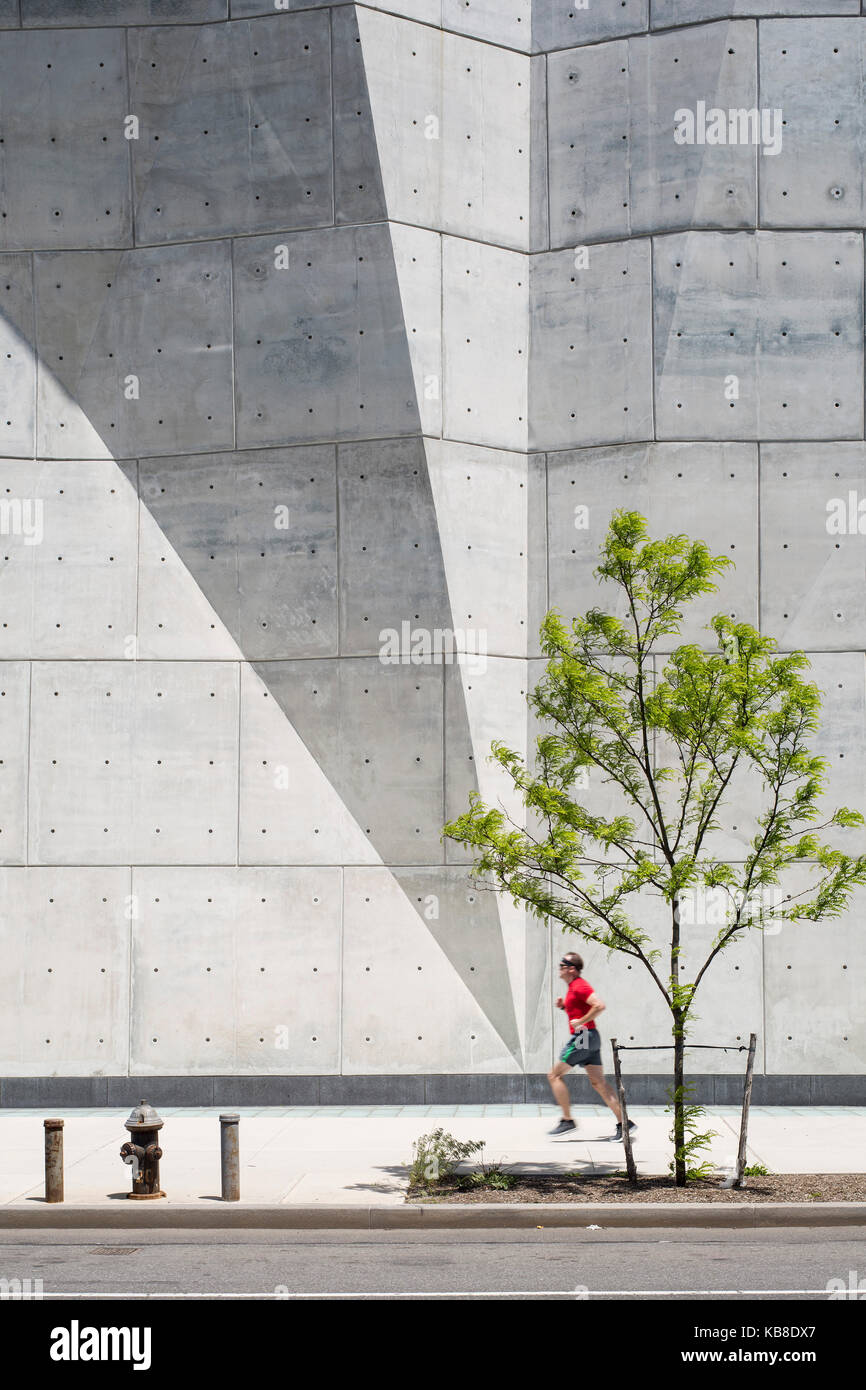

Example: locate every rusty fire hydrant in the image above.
[120,1100,165,1199]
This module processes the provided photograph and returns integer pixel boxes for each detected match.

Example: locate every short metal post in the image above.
[611,1039,637,1184]
[44,1118,64,1203]
[220,1113,240,1202]
[734,1032,757,1187]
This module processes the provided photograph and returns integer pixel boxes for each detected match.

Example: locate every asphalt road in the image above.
[1,1227,864,1300]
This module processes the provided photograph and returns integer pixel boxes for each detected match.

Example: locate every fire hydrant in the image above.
[120,1101,165,1199]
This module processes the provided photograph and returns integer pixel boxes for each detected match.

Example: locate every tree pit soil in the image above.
[408,1173,866,1203]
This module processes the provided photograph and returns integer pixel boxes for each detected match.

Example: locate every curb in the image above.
[1,1202,865,1230]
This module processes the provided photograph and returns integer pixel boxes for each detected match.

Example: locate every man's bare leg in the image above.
[584,1064,623,1124]
[547,1060,573,1119]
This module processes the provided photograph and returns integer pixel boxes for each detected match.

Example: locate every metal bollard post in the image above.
[44,1118,64,1203]
[220,1113,240,1202]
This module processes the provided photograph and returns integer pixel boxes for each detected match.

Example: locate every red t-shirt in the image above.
[564,977,597,1030]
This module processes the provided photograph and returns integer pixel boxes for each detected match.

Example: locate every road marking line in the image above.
[30,1289,835,1299]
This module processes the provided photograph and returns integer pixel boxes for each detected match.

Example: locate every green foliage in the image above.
[409,1128,484,1188]
[409,1129,517,1190]
[743,1163,770,1177]
[466,1168,518,1191]
[666,1085,719,1182]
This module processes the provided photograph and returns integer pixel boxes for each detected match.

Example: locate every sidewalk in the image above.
[1,1105,864,1208]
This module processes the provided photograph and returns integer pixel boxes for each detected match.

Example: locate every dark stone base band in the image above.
[1,1074,864,1107]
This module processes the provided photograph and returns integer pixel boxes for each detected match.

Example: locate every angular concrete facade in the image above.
[0,0,864,1103]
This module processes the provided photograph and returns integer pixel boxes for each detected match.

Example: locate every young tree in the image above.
[444,511,866,1184]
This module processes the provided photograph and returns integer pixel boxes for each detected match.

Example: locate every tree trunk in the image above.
[671,897,686,1187]
[673,1011,686,1187]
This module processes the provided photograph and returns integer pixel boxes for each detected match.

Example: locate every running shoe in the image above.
[549,1118,577,1136]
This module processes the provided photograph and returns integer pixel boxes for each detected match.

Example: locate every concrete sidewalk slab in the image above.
[0,1105,864,1210]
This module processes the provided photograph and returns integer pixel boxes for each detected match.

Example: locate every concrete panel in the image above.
[655,231,757,438]
[756,232,863,438]
[136,496,244,663]
[0,2,17,24]
[805,653,866,854]
[29,662,239,864]
[238,661,378,866]
[529,53,549,251]
[424,1074,528,1103]
[338,437,450,656]
[547,24,756,248]
[392,865,522,1062]
[0,663,28,865]
[130,868,342,1074]
[764,903,865,1074]
[139,446,338,661]
[320,1074,427,1104]
[211,1076,321,1105]
[526,452,549,656]
[629,22,757,236]
[129,15,332,245]
[1,1077,111,1106]
[357,8,531,249]
[444,655,529,865]
[547,442,758,644]
[443,236,529,450]
[547,40,631,245]
[529,239,653,450]
[233,224,419,448]
[652,1,859,25]
[257,657,445,865]
[333,4,387,226]
[342,867,520,1072]
[426,439,530,656]
[760,443,866,649]
[654,231,863,440]
[760,21,866,228]
[533,0,648,50]
[356,10,442,233]
[36,242,234,460]
[22,1,227,21]
[442,0,531,52]
[389,225,443,438]
[0,253,36,457]
[0,28,131,251]
[29,662,134,864]
[520,895,553,1074]
[0,459,138,660]
[108,1075,216,1107]
[440,28,531,248]
[0,868,130,1076]
[131,662,239,866]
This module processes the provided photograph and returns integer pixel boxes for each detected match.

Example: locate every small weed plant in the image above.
[409,1128,516,1190]
[666,1084,719,1181]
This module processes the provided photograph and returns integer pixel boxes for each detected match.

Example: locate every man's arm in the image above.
[571,992,606,1029]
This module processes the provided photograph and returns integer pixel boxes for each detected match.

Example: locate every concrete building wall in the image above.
[0,0,863,1102]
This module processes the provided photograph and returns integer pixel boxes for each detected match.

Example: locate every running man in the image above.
[548,952,637,1142]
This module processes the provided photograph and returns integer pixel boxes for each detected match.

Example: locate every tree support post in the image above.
[734,1032,757,1187]
[611,1038,638,1184]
